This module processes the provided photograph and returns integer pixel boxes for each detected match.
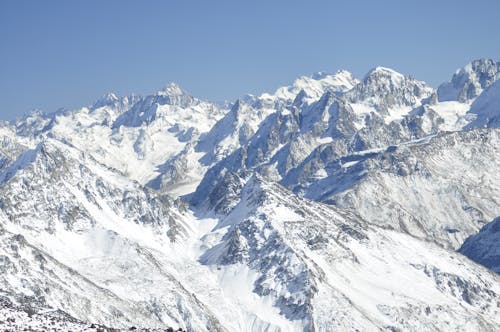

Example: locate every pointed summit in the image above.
[158,82,186,97]
[437,58,500,102]
[150,82,197,108]
[92,92,119,109]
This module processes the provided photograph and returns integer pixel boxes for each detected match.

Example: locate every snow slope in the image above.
[460,216,500,273]
[1,135,498,331]
[0,139,224,330]
[437,59,499,102]
[14,85,227,197]
[466,79,500,128]
[284,129,500,249]
[195,174,500,330]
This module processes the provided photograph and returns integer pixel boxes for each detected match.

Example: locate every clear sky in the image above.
[1,0,499,120]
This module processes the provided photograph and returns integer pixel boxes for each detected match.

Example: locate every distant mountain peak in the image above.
[158,82,186,97]
[348,66,433,109]
[100,92,118,102]
[261,70,358,103]
[92,92,119,109]
[366,66,405,77]
[437,58,499,102]
[464,58,498,72]
[2,58,500,331]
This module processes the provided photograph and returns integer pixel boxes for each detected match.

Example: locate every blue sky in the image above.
[1,0,499,120]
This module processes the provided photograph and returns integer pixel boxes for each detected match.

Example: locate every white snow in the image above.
[430,101,472,131]
[2,60,500,331]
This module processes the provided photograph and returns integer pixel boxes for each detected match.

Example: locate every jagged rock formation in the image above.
[195,175,500,330]
[437,59,499,102]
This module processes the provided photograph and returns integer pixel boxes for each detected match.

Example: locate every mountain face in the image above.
[13,85,227,197]
[191,71,438,209]
[347,66,434,110]
[466,79,500,128]
[196,175,500,331]
[2,59,500,331]
[437,59,500,102]
[191,60,500,249]
[0,139,226,331]
[0,124,33,172]
[283,129,500,249]
[460,216,500,273]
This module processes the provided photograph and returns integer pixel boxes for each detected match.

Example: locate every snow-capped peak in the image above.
[437,58,499,102]
[260,70,358,103]
[364,66,405,85]
[91,92,119,109]
[157,82,186,97]
[347,66,434,109]
[99,92,118,103]
[2,59,500,331]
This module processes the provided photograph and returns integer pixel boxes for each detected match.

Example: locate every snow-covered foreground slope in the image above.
[0,139,225,330]
[0,296,107,332]
[0,138,498,331]
[0,297,188,332]
[194,175,500,330]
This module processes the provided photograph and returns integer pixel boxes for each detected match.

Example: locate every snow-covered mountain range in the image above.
[0,59,499,331]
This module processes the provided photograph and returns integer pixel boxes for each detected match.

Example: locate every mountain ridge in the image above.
[0,58,499,331]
